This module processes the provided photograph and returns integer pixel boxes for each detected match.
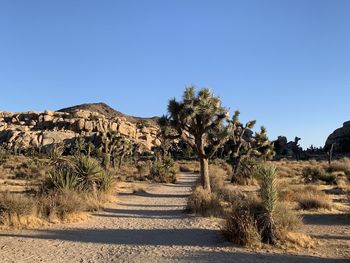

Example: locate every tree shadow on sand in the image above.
[0,228,347,262]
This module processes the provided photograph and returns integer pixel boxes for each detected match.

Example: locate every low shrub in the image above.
[136,161,152,176]
[0,192,36,226]
[223,201,261,247]
[150,157,179,183]
[303,166,336,184]
[186,186,222,216]
[178,160,199,173]
[296,191,332,210]
[37,189,87,221]
[325,158,350,175]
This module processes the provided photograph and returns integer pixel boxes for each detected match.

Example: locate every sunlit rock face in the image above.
[0,103,160,151]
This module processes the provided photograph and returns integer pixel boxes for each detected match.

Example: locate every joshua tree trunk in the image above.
[200,157,211,192]
[261,213,277,245]
[230,156,242,183]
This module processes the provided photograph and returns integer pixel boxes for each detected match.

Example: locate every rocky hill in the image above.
[59,102,159,126]
[0,103,160,152]
[325,121,350,153]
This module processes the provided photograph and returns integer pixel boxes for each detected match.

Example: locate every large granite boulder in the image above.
[325,121,350,153]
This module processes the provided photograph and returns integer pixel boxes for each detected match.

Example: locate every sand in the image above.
[0,173,348,262]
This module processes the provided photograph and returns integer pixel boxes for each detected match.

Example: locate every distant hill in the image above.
[58,102,159,126]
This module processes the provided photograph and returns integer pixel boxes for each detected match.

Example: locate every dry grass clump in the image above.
[324,158,350,175]
[37,189,88,222]
[0,155,115,228]
[223,199,261,248]
[186,186,222,216]
[178,160,199,173]
[303,166,336,184]
[296,190,332,210]
[135,161,152,177]
[222,197,303,248]
[224,164,306,247]
[0,192,36,227]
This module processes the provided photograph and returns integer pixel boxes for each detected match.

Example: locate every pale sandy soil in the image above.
[0,173,349,263]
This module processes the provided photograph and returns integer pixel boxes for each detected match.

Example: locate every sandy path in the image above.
[0,173,348,262]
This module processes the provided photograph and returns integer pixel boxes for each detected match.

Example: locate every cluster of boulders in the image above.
[325,121,350,153]
[0,109,160,151]
[273,136,302,158]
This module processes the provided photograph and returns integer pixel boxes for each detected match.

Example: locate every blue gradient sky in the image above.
[0,0,349,148]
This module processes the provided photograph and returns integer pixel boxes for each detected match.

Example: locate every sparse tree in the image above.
[160,86,230,192]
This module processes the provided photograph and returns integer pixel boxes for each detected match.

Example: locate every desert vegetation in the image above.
[0,87,349,261]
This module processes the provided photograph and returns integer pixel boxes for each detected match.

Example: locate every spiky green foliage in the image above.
[73,155,103,192]
[48,144,64,163]
[160,86,230,191]
[257,164,278,214]
[150,156,179,183]
[255,164,278,245]
[227,111,275,184]
[100,131,133,169]
[42,164,80,192]
[95,171,115,193]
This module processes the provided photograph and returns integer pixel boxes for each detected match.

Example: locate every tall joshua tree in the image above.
[160,86,230,192]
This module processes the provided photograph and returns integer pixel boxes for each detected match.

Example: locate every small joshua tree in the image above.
[227,111,274,183]
[160,86,230,192]
[256,164,278,245]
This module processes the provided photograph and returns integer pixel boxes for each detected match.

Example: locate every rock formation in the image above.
[0,103,160,152]
[325,121,350,153]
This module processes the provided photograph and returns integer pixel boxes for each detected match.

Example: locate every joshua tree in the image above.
[160,86,230,192]
[326,143,334,166]
[100,130,133,169]
[227,111,274,183]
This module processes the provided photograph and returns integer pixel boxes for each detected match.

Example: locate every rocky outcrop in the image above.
[325,121,350,153]
[0,107,160,152]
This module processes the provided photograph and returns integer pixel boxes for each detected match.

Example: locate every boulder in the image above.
[325,121,350,153]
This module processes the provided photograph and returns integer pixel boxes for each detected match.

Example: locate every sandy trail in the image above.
[0,173,347,262]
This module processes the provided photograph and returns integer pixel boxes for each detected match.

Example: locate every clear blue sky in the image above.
[0,0,349,148]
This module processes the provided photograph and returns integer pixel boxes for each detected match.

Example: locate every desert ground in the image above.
[0,170,348,263]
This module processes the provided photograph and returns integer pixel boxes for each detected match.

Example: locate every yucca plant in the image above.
[255,164,278,245]
[48,144,64,163]
[72,155,103,192]
[95,172,115,193]
[41,164,80,193]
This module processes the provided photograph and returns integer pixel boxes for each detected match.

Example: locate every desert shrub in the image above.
[150,157,179,183]
[274,204,302,238]
[95,172,115,193]
[41,156,114,194]
[209,165,227,193]
[0,192,36,226]
[0,146,10,165]
[41,164,80,193]
[72,155,103,191]
[47,144,64,163]
[37,189,87,221]
[136,161,152,176]
[178,160,199,173]
[223,200,261,247]
[234,158,260,185]
[303,166,336,184]
[296,191,332,210]
[186,186,222,216]
[325,158,350,175]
